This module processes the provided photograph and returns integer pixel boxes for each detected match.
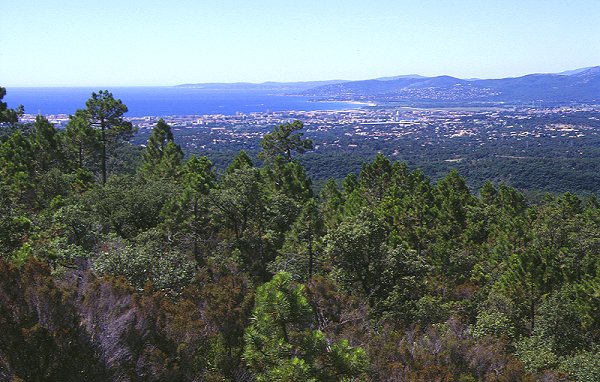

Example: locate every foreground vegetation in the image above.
[1,88,600,381]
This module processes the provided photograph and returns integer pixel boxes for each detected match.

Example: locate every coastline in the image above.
[5,87,365,117]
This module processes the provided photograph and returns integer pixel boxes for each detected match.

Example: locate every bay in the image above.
[4,87,359,117]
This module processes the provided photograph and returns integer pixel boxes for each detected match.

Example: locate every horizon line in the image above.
[4,65,597,88]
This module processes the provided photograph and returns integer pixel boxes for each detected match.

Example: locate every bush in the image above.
[94,240,195,295]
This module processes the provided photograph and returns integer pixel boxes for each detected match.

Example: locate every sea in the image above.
[4,87,360,117]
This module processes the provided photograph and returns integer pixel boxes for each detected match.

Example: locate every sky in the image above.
[1,0,600,86]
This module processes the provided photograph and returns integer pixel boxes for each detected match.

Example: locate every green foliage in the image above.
[243,272,368,381]
[141,118,183,180]
[84,175,173,239]
[209,166,287,279]
[411,295,452,327]
[210,167,265,240]
[559,349,600,382]
[534,289,588,355]
[81,90,134,183]
[472,310,516,341]
[226,149,253,174]
[259,120,313,161]
[0,129,34,195]
[325,209,426,317]
[2,91,600,380]
[514,335,559,373]
[269,198,324,280]
[161,155,215,263]
[93,236,195,295]
[357,152,393,204]
[30,116,65,172]
[64,109,100,169]
[325,210,388,297]
[0,86,24,125]
[471,293,519,341]
[263,157,313,202]
[495,249,549,333]
[319,178,344,230]
[52,198,99,249]
[0,185,31,259]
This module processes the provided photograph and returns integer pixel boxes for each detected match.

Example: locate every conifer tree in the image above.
[141,118,183,179]
[271,198,324,280]
[319,179,344,230]
[162,155,215,263]
[83,90,133,184]
[226,150,254,174]
[30,116,64,173]
[64,109,99,169]
[259,120,313,162]
[0,86,23,126]
[244,272,368,381]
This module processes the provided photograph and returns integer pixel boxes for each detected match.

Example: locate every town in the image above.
[20,104,600,194]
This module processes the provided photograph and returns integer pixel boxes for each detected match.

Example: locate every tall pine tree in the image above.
[141,118,183,180]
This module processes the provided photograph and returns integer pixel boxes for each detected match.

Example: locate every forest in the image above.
[1,88,600,381]
[130,108,600,196]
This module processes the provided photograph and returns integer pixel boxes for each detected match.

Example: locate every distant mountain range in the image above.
[178,67,600,105]
[301,66,600,104]
[176,80,346,91]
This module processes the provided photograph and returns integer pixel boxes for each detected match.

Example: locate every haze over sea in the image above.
[4,87,359,117]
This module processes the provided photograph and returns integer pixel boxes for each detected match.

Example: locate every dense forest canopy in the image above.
[128,107,600,197]
[1,87,600,381]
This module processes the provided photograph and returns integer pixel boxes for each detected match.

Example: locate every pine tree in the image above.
[161,155,215,263]
[226,150,254,174]
[64,109,99,170]
[141,118,183,179]
[0,86,23,126]
[83,90,133,184]
[259,120,313,162]
[244,272,368,381]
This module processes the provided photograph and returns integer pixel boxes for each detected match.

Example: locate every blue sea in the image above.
[4,87,359,117]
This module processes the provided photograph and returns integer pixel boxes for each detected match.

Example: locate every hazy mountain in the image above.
[555,67,593,76]
[375,74,427,81]
[176,80,347,92]
[302,66,600,104]
[176,67,599,104]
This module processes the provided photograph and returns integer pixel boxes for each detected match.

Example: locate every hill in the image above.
[302,66,600,104]
[176,79,347,92]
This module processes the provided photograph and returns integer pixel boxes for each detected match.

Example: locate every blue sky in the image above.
[1,0,599,86]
